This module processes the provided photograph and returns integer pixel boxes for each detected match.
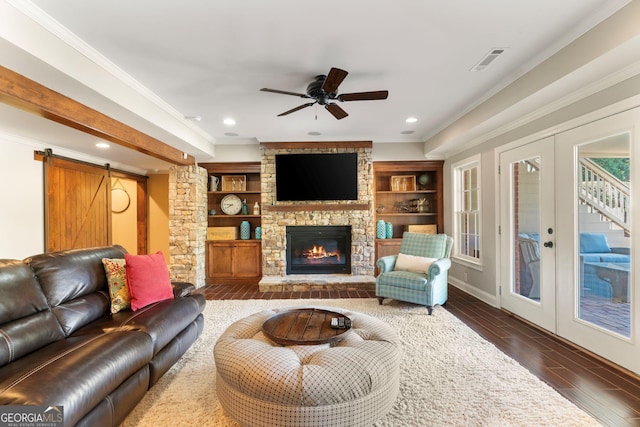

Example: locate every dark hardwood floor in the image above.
[197,283,640,426]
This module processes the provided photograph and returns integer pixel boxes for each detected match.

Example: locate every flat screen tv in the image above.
[275,153,358,201]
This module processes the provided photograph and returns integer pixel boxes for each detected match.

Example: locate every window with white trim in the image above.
[452,155,481,263]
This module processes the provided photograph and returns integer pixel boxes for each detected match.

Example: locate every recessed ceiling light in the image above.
[185,115,202,121]
[95,142,110,149]
[405,117,418,123]
[224,132,238,137]
[400,130,415,135]
[308,131,322,136]
[223,118,236,126]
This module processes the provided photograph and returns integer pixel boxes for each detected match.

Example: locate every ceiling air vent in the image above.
[471,48,507,71]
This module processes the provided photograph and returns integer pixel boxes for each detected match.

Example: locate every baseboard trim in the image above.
[448,277,498,307]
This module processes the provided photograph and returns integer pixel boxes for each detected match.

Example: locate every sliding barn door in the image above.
[44,156,111,252]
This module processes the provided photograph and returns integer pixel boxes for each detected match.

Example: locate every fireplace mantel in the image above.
[263,203,370,212]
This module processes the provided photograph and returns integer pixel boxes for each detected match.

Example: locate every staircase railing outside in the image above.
[579,158,630,233]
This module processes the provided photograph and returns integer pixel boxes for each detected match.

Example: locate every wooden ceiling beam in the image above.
[0,65,195,166]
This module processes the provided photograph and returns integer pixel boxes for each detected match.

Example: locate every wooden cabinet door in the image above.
[376,239,402,258]
[206,240,261,283]
[233,242,261,278]
[207,242,234,278]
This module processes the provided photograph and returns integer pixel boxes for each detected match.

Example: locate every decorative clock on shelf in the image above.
[220,194,243,215]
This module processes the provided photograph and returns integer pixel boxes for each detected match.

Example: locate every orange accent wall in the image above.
[148,174,170,263]
[111,178,138,254]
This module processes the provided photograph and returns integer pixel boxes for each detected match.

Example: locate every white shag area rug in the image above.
[122,299,599,427]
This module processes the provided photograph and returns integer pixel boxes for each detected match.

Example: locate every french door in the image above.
[499,137,556,332]
[555,109,637,373]
[499,108,638,374]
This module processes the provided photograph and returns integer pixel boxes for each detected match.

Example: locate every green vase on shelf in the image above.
[240,221,250,240]
[385,222,393,238]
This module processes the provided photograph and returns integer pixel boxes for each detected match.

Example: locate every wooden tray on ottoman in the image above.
[262,308,351,345]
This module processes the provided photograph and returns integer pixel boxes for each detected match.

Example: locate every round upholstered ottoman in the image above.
[214,306,402,427]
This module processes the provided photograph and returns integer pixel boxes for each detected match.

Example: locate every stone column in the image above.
[169,164,207,287]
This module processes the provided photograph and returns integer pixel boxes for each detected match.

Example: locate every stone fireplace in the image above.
[286,225,351,275]
[258,141,376,291]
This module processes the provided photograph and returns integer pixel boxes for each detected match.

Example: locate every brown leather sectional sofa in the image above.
[0,245,206,426]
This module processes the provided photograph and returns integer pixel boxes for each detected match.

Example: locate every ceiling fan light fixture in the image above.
[261,67,388,119]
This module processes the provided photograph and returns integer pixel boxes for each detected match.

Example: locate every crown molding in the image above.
[440,59,640,159]
[5,0,215,150]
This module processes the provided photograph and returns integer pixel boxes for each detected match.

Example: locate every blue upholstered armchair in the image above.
[376,232,453,314]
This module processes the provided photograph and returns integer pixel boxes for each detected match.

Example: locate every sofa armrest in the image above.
[376,255,398,274]
[171,281,196,297]
[611,247,630,255]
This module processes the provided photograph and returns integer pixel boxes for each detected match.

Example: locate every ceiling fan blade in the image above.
[338,90,389,102]
[322,68,348,94]
[325,103,348,120]
[261,88,308,98]
[277,102,316,117]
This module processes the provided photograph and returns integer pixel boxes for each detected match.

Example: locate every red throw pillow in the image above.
[125,252,174,311]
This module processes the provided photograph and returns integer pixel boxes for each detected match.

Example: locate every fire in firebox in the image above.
[302,245,342,263]
[286,226,351,275]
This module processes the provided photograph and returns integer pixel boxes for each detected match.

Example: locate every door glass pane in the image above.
[512,157,541,301]
[577,136,631,337]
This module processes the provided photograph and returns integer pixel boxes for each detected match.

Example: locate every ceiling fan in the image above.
[260,67,388,120]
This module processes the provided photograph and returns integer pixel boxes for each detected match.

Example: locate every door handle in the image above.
[543,241,554,248]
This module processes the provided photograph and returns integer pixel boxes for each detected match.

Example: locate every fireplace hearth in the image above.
[286,226,351,275]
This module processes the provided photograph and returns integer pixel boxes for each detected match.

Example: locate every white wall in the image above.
[207,144,261,162]
[0,134,44,258]
[372,142,428,161]
[445,150,498,304]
